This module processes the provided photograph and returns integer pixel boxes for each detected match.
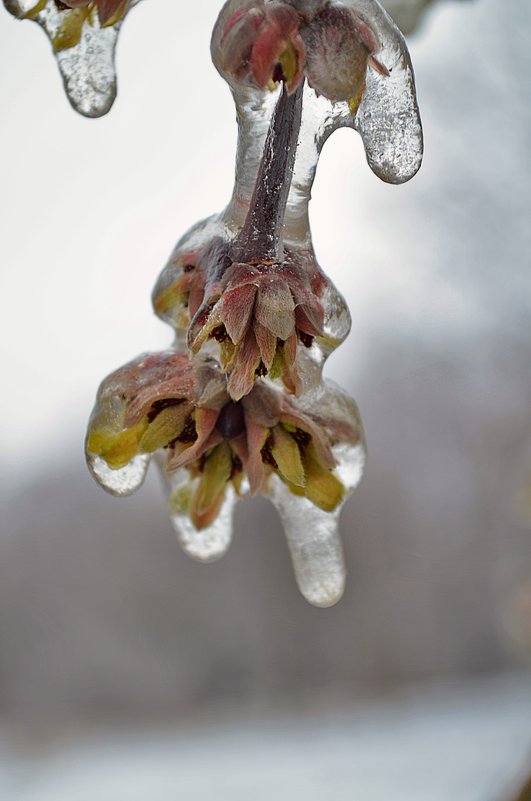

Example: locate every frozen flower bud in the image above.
[86,350,362,530]
[85,351,228,492]
[213,0,305,93]
[187,258,326,401]
[300,3,389,105]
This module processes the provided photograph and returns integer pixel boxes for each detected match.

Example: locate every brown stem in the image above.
[231,81,304,263]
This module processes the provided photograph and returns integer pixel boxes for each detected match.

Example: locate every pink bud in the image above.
[216,1,305,93]
[300,4,387,103]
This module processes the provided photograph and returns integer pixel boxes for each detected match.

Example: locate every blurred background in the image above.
[0,0,530,798]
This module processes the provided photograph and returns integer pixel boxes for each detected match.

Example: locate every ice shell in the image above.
[87,452,150,496]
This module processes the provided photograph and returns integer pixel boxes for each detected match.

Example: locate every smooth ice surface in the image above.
[270,475,346,607]
[4,0,140,116]
[355,57,422,182]
[268,423,365,607]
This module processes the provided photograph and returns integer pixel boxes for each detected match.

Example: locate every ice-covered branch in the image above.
[85,0,422,605]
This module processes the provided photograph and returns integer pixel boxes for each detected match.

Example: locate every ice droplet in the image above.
[87,452,150,496]
[4,0,140,117]
[321,281,352,350]
[167,471,237,563]
[269,476,346,608]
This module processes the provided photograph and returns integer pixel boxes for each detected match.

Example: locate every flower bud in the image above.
[300,4,388,104]
[213,1,305,93]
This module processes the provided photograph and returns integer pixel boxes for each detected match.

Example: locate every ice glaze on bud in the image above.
[300,3,389,105]
[187,258,326,400]
[215,0,305,93]
[213,0,389,107]
[86,351,361,529]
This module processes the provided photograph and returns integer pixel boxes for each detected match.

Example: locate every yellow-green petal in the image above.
[268,345,284,381]
[153,284,190,329]
[194,442,233,517]
[219,338,237,371]
[52,8,89,52]
[279,41,298,86]
[20,0,47,20]
[87,420,147,470]
[271,424,305,487]
[139,404,188,453]
[303,447,345,513]
[348,84,365,116]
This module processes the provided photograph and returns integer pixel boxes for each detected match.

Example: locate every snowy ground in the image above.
[1,674,529,801]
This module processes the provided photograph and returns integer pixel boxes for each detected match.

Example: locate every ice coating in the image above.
[212,0,423,194]
[294,0,423,184]
[167,468,238,563]
[269,383,366,605]
[85,0,422,605]
[270,478,346,607]
[4,0,139,117]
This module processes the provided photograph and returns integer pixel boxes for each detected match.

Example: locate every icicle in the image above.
[167,468,238,563]
[270,479,346,607]
[4,0,140,117]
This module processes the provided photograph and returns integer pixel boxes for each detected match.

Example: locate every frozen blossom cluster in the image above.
[6,0,423,605]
